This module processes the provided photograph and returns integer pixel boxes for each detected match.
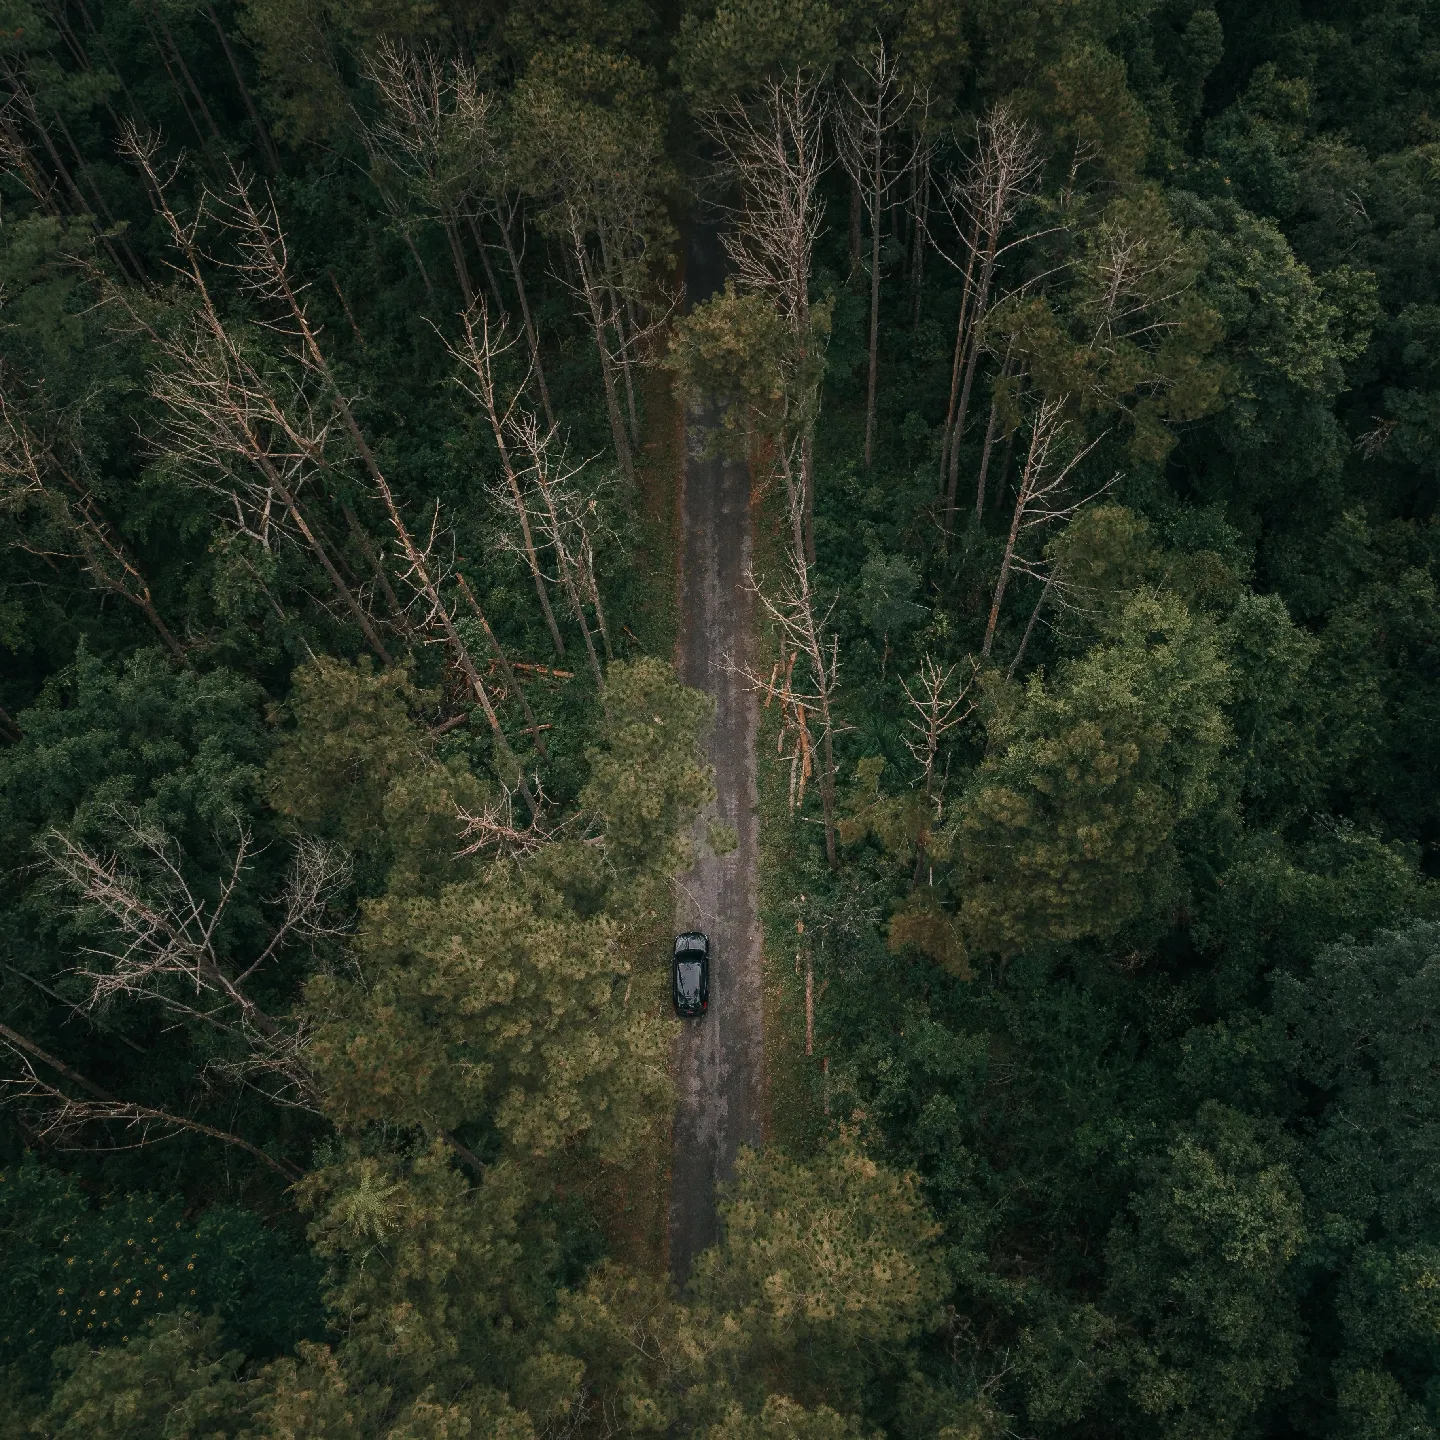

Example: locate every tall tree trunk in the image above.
[598,226,640,445]
[493,206,556,431]
[249,446,393,667]
[938,216,980,490]
[1007,567,1057,680]
[975,346,1015,519]
[911,167,928,333]
[983,490,1024,659]
[944,249,1000,535]
[466,213,509,318]
[327,397,537,816]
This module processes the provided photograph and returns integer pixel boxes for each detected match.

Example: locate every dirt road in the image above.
[668,220,763,1288]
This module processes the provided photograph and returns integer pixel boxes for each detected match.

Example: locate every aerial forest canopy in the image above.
[2,0,1439,1435]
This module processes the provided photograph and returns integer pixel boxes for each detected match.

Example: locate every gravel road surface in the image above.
[668,219,763,1288]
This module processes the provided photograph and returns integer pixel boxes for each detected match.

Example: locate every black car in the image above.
[672,932,710,1017]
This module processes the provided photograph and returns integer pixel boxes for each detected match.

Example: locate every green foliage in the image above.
[1105,1103,1306,1439]
[0,1159,321,1394]
[949,592,1231,955]
[674,0,839,103]
[302,657,710,1157]
[35,1311,254,1440]
[548,1134,955,1433]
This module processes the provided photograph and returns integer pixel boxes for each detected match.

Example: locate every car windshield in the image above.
[676,960,703,1003]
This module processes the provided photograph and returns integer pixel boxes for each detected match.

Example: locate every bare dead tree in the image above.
[1076,210,1199,384]
[359,41,475,304]
[907,117,938,332]
[982,397,1109,658]
[935,104,1043,535]
[363,44,558,427]
[1006,566,1061,682]
[743,434,842,868]
[973,338,1019,520]
[514,76,672,488]
[194,160,541,817]
[901,654,977,811]
[447,301,565,655]
[0,1027,303,1181]
[836,39,919,467]
[507,410,607,695]
[122,129,395,666]
[708,72,828,563]
[40,814,348,1111]
[0,384,186,658]
[454,787,550,863]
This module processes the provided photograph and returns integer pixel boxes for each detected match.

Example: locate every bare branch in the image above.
[901,654,978,807]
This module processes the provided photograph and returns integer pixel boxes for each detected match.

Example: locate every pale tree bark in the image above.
[709,72,828,564]
[508,410,607,697]
[900,653,976,880]
[935,104,1042,535]
[740,433,842,869]
[569,210,638,488]
[488,199,556,430]
[454,570,549,759]
[0,1030,303,1181]
[124,129,395,666]
[204,162,541,817]
[982,396,1107,658]
[359,41,481,306]
[974,342,1018,519]
[40,816,347,1112]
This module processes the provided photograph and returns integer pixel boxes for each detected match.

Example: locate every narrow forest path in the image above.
[667,219,764,1288]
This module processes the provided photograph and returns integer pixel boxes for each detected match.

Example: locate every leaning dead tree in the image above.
[935,104,1043,535]
[1,815,349,1179]
[449,302,566,656]
[0,1034,302,1181]
[124,130,396,667]
[449,299,613,693]
[836,39,920,468]
[127,135,542,814]
[358,39,483,306]
[44,815,343,1090]
[708,72,829,564]
[507,410,610,693]
[222,170,542,816]
[0,383,185,658]
[982,396,1109,659]
[511,71,672,491]
[745,430,842,869]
